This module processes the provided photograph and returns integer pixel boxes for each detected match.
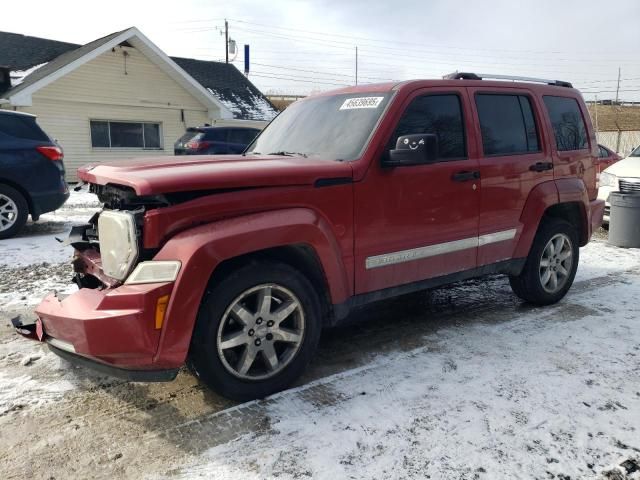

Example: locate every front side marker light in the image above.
[155,295,170,330]
[125,261,181,285]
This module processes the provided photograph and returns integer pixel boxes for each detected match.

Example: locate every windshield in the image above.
[630,145,640,157]
[246,93,392,161]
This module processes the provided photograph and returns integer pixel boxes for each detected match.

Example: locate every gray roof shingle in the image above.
[0,31,79,70]
[172,57,277,121]
[0,30,277,121]
[2,29,127,99]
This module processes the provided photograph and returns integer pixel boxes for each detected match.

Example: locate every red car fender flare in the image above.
[555,177,591,244]
[151,207,350,366]
[513,180,559,258]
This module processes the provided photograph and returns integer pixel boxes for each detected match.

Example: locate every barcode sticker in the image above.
[339,97,384,110]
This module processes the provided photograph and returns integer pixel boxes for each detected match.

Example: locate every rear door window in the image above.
[475,94,540,155]
[389,94,466,160]
[543,96,588,151]
[0,114,49,141]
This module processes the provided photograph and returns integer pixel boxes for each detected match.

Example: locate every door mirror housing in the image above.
[383,134,438,167]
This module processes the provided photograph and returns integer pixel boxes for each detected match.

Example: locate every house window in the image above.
[90,120,162,149]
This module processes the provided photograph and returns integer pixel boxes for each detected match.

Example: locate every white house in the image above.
[0,27,278,180]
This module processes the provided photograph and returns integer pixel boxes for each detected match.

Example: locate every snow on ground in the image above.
[0,186,99,268]
[0,333,77,416]
[0,187,100,308]
[179,265,640,480]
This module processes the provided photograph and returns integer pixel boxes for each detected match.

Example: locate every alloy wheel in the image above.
[539,233,573,294]
[0,194,18,232]
[216,284,306,380]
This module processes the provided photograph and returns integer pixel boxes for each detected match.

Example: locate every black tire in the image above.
[0,184,28,240]
[509,218,579,305]
[188,260,322,401]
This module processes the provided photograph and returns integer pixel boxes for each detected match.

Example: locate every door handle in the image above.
[452,170,480,182]
[529,162,553,172]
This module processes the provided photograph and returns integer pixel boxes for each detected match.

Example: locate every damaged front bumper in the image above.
[12,315,177,381]
[13,248,180,381]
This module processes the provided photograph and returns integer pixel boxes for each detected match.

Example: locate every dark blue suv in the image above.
[0,110,68,239]
[174,126,261,155]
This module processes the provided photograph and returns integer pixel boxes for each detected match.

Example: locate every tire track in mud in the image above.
[1,267,637,479]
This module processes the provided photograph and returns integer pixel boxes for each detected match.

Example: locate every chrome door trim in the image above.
[365,228,517,270]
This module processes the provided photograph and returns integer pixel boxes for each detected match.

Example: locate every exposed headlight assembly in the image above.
[599,171,618,188]
[98,210,138,280]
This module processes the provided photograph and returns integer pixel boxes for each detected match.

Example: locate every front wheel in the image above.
[509,218,579,305]
[188,261,322,401]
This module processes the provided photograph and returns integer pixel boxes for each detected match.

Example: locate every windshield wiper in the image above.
[267,151,308,158]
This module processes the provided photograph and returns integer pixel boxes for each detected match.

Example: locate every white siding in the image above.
[7,46,212,180]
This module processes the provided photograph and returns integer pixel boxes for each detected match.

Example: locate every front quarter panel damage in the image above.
[151,207,352,366]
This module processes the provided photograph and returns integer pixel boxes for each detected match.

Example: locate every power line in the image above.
[249,73,349,87]
[174,17,635,59]
[250,62,396,82]
[229,25,639,69]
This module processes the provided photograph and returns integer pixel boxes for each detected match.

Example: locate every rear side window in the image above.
[475,94,539,155]
[203,129,227,142]
[543,96,588,151]
[598,145,610,158]
[389,94,466,159]
[0,114,49,141]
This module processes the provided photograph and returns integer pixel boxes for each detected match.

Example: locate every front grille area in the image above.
[619,179,640,193]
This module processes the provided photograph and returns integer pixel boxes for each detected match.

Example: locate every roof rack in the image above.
[443,72,573,88]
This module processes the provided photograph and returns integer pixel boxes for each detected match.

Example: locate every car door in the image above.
[467,88,552,267]
[354,88,481,294]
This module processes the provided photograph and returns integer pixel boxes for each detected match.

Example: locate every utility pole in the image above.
[615,66,621,103]
[225,19,229,64]
[355,46,358,85]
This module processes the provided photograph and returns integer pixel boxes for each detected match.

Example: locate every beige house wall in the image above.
[3,46,213,180]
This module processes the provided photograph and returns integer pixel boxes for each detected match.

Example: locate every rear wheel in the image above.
[189,261,322,401]
[509,218,579,305]
[0,185,28,240]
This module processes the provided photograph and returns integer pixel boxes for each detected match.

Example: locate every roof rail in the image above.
[443,72,573,88]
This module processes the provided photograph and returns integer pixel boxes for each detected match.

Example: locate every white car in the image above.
[598,145,640,223]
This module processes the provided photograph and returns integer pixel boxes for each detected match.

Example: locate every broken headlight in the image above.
[97,210,139,280]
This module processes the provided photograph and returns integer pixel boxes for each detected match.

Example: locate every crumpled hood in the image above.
[78,154,353,196]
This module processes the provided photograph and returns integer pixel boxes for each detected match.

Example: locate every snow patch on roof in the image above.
[9,62,47,87]
[208,87,278,122]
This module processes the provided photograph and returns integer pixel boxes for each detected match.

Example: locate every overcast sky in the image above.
[2,0,640,100]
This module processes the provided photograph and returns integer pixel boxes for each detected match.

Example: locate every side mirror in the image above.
[383,134,438,167]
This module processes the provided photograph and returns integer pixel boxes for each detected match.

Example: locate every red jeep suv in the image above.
[14,73,604,401]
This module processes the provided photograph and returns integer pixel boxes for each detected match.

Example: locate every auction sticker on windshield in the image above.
[339,97,385,110]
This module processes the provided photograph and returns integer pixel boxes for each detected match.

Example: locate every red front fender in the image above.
[151,207,351,366]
